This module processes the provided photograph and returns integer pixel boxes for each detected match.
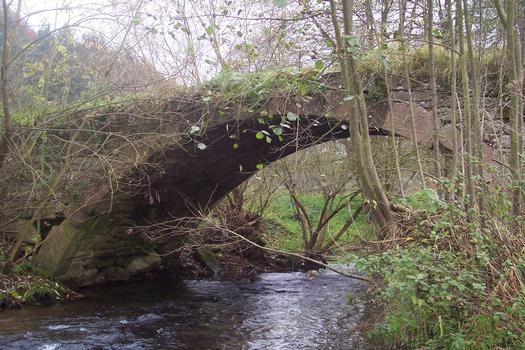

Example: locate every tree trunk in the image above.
[329,0,395,230]
[427,0,444,195]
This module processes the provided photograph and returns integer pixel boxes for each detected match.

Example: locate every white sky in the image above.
[21,0,118,31]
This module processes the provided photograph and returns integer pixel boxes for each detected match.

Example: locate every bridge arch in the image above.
[33,85,444,286]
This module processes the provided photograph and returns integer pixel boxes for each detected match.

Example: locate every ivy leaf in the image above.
[256,131,264,139]
[206,25,217,35]
[274,0,287,8]
[189,125,200,134]
[132,16,141,25]
[286,111,298,121]
[432,28,443,39]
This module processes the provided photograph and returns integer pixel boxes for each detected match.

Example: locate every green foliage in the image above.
[262,192,371,252]
[12,261,34,274]
[346,204,525,349]
[400,189,445,213]
[203,67,327,107]
[1,261,68,307]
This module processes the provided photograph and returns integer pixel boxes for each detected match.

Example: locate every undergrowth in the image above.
[202,67,327,108]
[262,192,373,253]
[346,190,525,349]
[0,252,68,309]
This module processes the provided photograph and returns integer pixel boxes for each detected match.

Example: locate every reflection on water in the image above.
[0,269,380,350]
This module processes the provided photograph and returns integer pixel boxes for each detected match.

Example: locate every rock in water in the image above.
[306,270,319,278]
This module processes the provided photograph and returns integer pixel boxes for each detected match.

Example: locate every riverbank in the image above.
[0,260,70,309]
[345,202,525,349]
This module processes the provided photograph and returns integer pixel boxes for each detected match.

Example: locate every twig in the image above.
[199,216,374,284]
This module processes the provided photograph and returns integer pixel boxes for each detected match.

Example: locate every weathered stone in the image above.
[73,249,95,259]
[33,220,88,276]
[91,257,119,269]
[102,266,130,282]
[65,258,92,274]
[196,247,222,273]
[60,268,98,287]
[126,254,161,274]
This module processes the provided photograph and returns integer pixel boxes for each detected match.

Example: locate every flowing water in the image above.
[0,269,382,349]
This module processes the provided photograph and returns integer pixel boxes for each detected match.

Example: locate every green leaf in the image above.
[256,131,264,139]
[314,60,324,70]
[286,111,298,121]
[132,16,141,25]
[432,28,443,39]
[272,127,283,136]
[274,0,287,8]
[265,136,272,143]
[299,82,308,96]
[256,163,265,170]
[257,117,265,125]
[206,25,217,35]
[232,143,239,150]
[189,125,200,134]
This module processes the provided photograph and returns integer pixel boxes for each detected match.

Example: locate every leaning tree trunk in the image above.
[329,0,395,230]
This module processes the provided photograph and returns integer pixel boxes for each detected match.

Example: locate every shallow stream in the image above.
[0,269,381,349]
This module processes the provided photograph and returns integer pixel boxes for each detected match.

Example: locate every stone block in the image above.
[126,254,161,275]
[102,266,130,282]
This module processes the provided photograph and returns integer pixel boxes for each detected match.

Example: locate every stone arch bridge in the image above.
[31,76,455,286]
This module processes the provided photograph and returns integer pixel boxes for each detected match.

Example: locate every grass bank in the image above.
[261,191,374,253]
